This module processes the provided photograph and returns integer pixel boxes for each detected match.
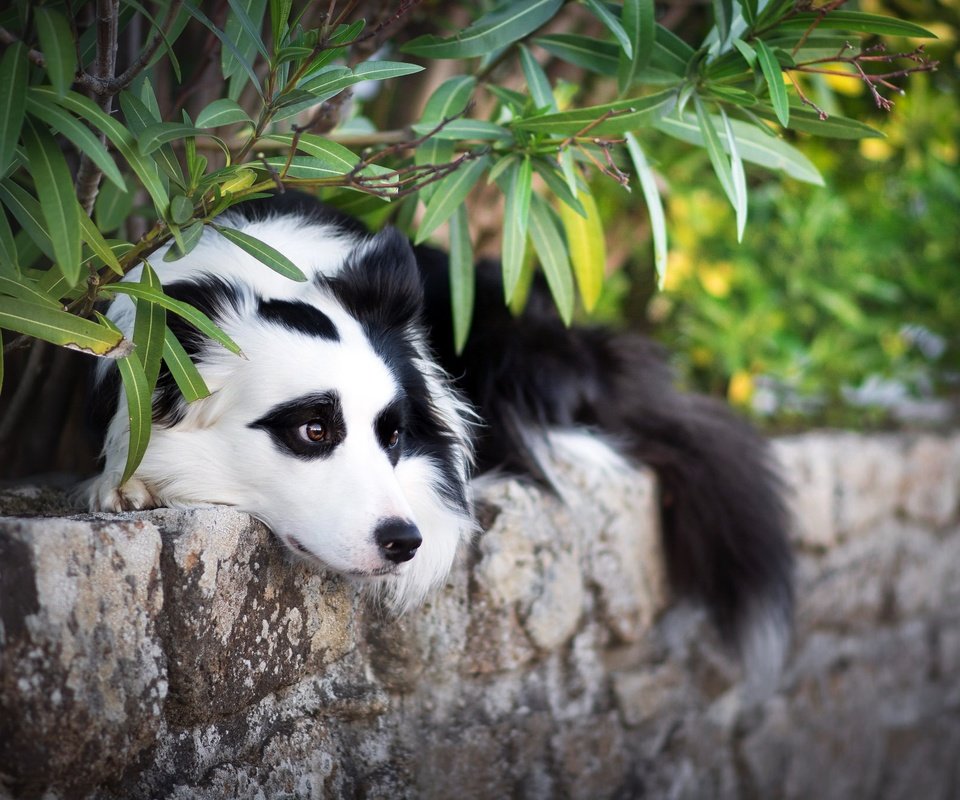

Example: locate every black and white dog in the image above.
[89,192,792,679]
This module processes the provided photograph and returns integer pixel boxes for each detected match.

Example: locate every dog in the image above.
[88,192,793,684]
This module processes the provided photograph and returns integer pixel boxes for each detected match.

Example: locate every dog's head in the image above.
[95,216,475,609]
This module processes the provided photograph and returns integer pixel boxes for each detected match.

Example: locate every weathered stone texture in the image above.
[1,431,959,799]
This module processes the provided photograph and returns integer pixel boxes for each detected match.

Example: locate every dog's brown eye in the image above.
[299,421,326,442]
[387,430,400,449]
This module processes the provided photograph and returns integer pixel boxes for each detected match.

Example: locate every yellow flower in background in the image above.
[663,250,693,291]
[727,370,755,407]
[698,261,733,298]
[860,138,894,161]
[823,69,864,97]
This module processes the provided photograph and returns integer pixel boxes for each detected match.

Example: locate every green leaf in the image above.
[755,40,789,128]
[225,0,270,61]
[132,262,166,392]
[518,45,556,111]
[37,88,169,214]
[269,0,293,50]
[654,113,824,184]
[712,0,733,43]
[22,117,81,286]
[582,0,633,58]
[212,225,307,282]
[78,212,124,275]
[106,281,244,355]
[733,37,757,67]
[262,155,349,180]
[0,43,28,177]
[184,0,262,96]
[0,297,131,357]
[448,204,474,355]
[694,96,736,211]
[0,180,53,259]
[535,34,619,76]
[528,194,573,325]
[34,8,77,96]
[95,176,134,233]
[138,122,208,155]
[624,133,667,288]
[401,0,563,59]
[170,195,194,225]
[533,157,585,217]
[25,94,126,190]
[195,98,252,128]
[720,108,747,241]
[162,325,211,402]
[774,12,937,38]
[0,275,62,309]
[500,156,533,303]
[352,60,425,82]
[410,119,512,141]
[618,0,655,93]
[415,155,491,244]
[556,185,605,312]
[163,220,204,261]
[750,105,883,139]
[264,133,360,172]
[0,205,18,277]
[512,88,676,135]
[98,314,152,484]
[415,76,475,203]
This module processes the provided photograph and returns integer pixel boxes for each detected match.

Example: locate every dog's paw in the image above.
[89,476,159,512]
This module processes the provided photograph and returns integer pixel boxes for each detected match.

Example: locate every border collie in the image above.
[88,192,793,683]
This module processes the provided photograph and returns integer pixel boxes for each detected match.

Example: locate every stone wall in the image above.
[1,432,958,799]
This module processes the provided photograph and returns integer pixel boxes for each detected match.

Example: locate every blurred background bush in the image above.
[598,1,959,428]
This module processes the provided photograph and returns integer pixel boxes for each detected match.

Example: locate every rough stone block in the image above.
[0,516,165,794]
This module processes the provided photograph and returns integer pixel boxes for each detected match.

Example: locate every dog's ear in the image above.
[328,226,424,331]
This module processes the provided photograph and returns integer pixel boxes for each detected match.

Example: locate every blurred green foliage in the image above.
[609,4,960,426]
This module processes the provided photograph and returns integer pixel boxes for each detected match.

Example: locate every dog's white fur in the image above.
[89,215,475,611]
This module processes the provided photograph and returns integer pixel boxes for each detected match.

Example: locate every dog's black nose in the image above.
[374,518,422,563]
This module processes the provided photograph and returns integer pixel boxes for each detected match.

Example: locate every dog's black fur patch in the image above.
[257,298,340,341]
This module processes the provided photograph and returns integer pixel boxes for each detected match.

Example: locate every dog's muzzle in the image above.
[374,518,422,563]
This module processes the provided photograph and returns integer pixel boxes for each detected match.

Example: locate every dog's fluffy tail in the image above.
[418,251,793,688]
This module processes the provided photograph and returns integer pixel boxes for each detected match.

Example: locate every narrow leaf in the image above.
[0,275,62,309]
[98,314,152,483]
[0,43,28,177]
[138,122,208,155]
[500,157,533,303]
[774,12,936,38]
[132,262,166,391]
[78,212,124,275]
[0,205,18,277]
[409,119,512,141]
[448,204,474,355]
[583,0,632,58]
[25,94,126,189]
[415,155,491,244]
[213,225,307,282]
[0,180,53,259]
[535,34,619,76]
[264,134,360,172]
[183,0,262,96]
[694,96,736,210]
[528,194,574,325]
[513,88,676,135]
[37,88,169,214]
[624,133,668,288]
[106,282,244,355]
[22,117,81,285]
[0,297,131,357]
[518,45,556,111]
[35,8,77,96]
[654,113,824,184]
[755,40,789,128]
[750,105,882,139]
[162,325,211,402]
[195,98,252,128]
[557,186,605,312]
[415,76,475,203]
[402,0,564,59]
[95,176,134,233]
[163,220,204,261]
[618,0,655,93]
[720,108,748,241]
[533,157,585,217]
